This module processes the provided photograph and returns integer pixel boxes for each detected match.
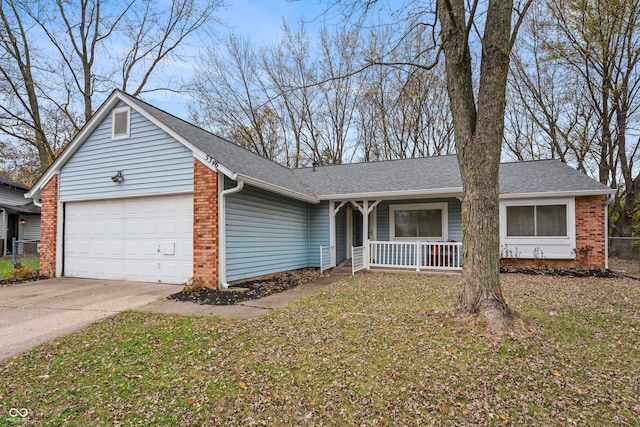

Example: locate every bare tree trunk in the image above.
[438,0,515,332]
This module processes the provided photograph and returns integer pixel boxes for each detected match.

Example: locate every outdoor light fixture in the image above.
[111,170,125,183]
[19,219,26,225]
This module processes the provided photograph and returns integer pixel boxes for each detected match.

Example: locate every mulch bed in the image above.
[167,268,321,306]
[500,265,617,278]
[0,275,49,287]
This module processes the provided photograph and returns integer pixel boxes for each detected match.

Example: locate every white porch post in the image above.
[363,200,369,269]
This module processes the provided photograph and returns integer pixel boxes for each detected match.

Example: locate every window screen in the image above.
[395,209,442,238]
[506,204,567,237]
[536,205,567,236]
[506,205,535,236]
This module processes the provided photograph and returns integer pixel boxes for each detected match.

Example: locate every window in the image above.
[112,107,130,139]
[500,198,576,259]
[506,204,567,237]
[390,203,448,240]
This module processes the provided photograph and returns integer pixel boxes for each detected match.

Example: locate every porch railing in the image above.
[320,245,334,274]
[352,246,366,274]
[369,241,462,271]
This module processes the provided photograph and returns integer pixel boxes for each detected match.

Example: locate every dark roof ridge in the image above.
[499,158,564,165]
[293,154,459,171]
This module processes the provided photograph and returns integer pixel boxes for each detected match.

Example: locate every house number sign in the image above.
[204,154,219,168]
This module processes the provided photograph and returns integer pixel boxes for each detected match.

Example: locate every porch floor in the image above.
[339,259,461,276]
[368,267,461,276]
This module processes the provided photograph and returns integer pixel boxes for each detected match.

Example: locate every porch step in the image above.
[327,266,352,277]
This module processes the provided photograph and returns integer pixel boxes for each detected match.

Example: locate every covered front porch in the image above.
[319,197,463,274]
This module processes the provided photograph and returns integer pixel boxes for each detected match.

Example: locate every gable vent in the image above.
[112,107,130,139]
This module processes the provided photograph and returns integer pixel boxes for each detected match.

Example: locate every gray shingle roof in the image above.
[498,160,612,195]
[0,178,30,191]
[293,156,613,197]
[293,156,463,196]
[122,91,613,200]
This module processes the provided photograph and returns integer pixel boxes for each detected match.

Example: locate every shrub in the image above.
[183,277,205,295]
[13,266,36,278]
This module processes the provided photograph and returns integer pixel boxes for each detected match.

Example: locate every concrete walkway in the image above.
[0,268,351,361]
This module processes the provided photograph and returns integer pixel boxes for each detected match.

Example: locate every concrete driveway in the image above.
[0,277,180,361]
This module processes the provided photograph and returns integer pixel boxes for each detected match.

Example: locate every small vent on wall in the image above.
[112,107,130,139]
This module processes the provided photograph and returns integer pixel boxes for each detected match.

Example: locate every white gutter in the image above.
[499,189,616,199]
[317,187,463,201]
[218,176,244,289]
[317,188,615,201]
[32,199,42,208]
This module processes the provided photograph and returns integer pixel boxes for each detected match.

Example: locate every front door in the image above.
[6,214,18,253]
[353,210,363,247]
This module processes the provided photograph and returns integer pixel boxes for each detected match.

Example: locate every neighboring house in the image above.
[0,179,41,256]
[25,90,615,287]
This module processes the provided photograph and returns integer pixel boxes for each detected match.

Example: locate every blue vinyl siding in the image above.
[309,201,330,267]
[335,209,346,264]
[59,102,193,201]
[377,198,463,242]
[226,184,310,282]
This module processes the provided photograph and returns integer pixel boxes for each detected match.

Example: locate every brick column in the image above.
[193,159,219,288]
[575,195,606,269]
[39,175,58,277]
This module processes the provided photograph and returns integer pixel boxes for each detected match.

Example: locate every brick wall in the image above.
[193,160,219,288]
[574,195,606,269]
[39,175,58,277]
[501,195,607,269]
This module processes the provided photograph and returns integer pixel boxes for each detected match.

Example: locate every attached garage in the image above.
[64,194,193,283]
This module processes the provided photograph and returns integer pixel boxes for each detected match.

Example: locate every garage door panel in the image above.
[176,240,193,257]
[65,195,193,284]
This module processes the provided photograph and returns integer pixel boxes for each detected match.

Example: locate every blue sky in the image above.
[223,0,328,43]
[148,0,330,118]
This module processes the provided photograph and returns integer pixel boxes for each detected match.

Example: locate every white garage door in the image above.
[65,194,193,283]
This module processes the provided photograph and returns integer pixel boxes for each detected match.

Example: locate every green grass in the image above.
[0,257,40,279]
[1,273,639,426]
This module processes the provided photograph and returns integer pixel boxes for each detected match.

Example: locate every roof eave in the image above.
[499,189,616,199]
[315,187,615,201]
[316,188,464,201]
[237,174,320,204]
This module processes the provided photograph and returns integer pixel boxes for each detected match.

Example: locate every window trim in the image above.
[499,197,576,259]
[111,107,130,140]
[389,202,448,241]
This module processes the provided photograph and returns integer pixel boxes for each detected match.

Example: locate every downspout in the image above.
[605,194,615,269]
[218,177,244,289]
[33,199,42,208]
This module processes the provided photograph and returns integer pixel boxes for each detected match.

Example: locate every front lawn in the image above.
[0,257,40,279]
[1,273,639,425]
